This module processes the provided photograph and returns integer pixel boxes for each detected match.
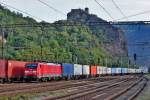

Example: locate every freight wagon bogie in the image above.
[0,78,6,83]
[39,76,61,81]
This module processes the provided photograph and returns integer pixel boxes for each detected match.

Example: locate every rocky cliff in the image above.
[67,8,128,56]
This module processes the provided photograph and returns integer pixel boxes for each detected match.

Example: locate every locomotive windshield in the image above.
[26,64,37,69]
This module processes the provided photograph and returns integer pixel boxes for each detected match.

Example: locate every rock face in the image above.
[67,8,128,56]
[122,24,150,66]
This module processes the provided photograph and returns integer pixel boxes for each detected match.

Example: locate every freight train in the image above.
[24,62,146,81]
[0,59,147,83]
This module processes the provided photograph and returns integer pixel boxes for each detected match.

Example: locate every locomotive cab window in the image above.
[25,64,37,69]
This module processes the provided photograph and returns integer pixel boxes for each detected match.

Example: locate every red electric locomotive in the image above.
[24,63,62,81]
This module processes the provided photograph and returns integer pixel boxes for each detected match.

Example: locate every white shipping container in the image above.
[107,68,111,74]
[124,68,128,73]
[74,64,82,75]
[138,69,141,73]
[139,67,148,73]
[137,69,140,73]
[102,67,107,74]
[128,68,132,73]
[82,65,90,75]
[97,66,103,75]
[135,69,138,73]
[131,69,135,73]
[139,69,142,73]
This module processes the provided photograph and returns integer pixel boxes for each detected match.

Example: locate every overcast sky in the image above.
[0,0,150,23]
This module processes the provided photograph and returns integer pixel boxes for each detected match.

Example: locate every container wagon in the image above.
[73,64,82,79]
[82,65,90,78]
[116,68,122,75]
[62,63,74,80]
[121,68,128,75]
[0,60,28,83]
[7,60,27,82]
[0,60,7,83]
[97,66,103,76]
[90,65,97,77]
[111,68,116,75]
[107,68,112,75]
[102,67,107,75]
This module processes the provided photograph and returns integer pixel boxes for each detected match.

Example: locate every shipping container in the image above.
[121,68,128,74]
[111,68,116,75]
[90,65,97,76]
[128,68,132,73]
[135,69,138,73]
[73,64,82,75]
[97,66,107,75]
[116,68,122,74]
[139,67,148,73]
[82,65,90,75]
[131,69,134,73]
[62,63,74,78]
[128,68,135,74]
[133,69,136,73]
[138,69,142,73]
[136,69,139,73]
[102,67,107,75]
[7,60,27,80]
[97,66,103,75]
[0,60,7,82]
[107,68,111,75]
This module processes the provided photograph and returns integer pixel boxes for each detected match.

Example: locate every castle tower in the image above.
[85,7,89,14]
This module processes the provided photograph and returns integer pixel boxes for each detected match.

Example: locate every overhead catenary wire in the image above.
[94,0,115,21]
[0,20,150,29]
[0,1,45,22]
[117,10,150,20]
[111,0,128,20]
[37,0,66,16]
[0,1,149,25]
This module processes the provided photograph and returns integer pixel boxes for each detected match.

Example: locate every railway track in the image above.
[0,75,142,100]
[0,76,116,89]
[0,76,119,96]
[44,76,138,100]
[44,76,145,100]
[106,77,148,100]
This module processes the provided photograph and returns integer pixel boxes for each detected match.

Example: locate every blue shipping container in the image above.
[62,63,74,77]
[111,68,116,75]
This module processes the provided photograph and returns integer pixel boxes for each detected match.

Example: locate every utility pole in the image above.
[40,26,44,61]
[121,56,122,67]
[1,29,4,60]
[0,28,5,83]
[128,58,130,69]
[105,58,107,67]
